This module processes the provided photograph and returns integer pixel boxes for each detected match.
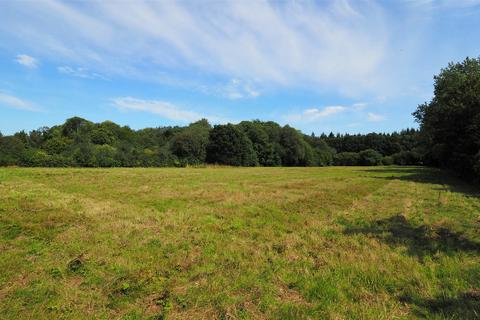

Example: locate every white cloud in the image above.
[112,97,200,122]
[367,112,385,122]
[0,1,391,96]
[352,102,368,110]
[57,66,106,79]
[112,96,229,124]
[15,54,38,68]
[0,93,40,111]
[286,105,346,123]
[218,78,261,100]
[405,0,480,9]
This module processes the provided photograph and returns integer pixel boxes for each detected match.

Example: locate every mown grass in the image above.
[0,166,479,319]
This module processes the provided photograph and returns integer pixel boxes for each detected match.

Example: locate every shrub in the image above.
[334,152,360,166]
[358,149,383,166]
[392,150,422,165]
[94,145,118,167]
[382,156,394,165]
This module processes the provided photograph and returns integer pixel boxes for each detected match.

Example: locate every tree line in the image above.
[1,56,478,178]
[0,117,420,168]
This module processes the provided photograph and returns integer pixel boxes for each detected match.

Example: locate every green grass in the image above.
[0,166,479,319]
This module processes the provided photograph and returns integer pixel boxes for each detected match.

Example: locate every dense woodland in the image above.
[0,117,420,168]
[1,57,479,180]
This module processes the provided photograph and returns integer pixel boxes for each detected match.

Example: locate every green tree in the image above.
[170,119,210,165]
[238,121,280,166]
[206,124,258,166]
[279,126,306,166]
[90,128,115,145]
[413,57,480,177]
[358,149,383,166]
[0,136,26,166]
[334,152,360,166]
[73,143,96,167]
[94,145,118,167]
[42,137,70,155]
[62,117,93,139]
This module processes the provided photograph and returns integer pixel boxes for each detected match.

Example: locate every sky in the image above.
[1,0,480,135]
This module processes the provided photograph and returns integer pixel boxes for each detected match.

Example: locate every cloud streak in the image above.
[0,0,391,96]
[57,66,107,79]
[367,112,385,122]
[112,97,201,122]
[111,97,228,123]
[285,105,347,123]
[0,93,41,111]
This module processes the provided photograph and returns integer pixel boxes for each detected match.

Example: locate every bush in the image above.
[0,136,25,166]
[94,145,118,167]
[334,152,360,166]
[382,156,394,165]
[392,150,422,165]
[358,149,383,166]
[73,143,96,167]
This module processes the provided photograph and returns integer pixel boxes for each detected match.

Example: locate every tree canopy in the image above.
[0,117,420,168]
[413,57,480,179]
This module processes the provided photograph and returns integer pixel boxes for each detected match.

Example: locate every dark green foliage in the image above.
[323,129,419,156]
[170,119,210,165]
[42,137,70,155]
[0,136,26,166]
[0,116,421,168]
[62,117,93,139]
[334,149,401,166]
[74,143,96,167]
[334,152,360,166]
[238,121,281,166]
[413,57,480,179]
[382,156,394,166]
[90,128,115,145]
[392,150,423,166]
[94,145,118,167]
[304,135,335,166]
[206,124,258,166]
[358,149,383,166]
[279,126,310,166]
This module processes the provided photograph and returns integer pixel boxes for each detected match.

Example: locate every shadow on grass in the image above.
[345,215,480,318]
[344,215,480,259]
[410,290,480,319]
[359,166,479,198]
[347,167,480,317]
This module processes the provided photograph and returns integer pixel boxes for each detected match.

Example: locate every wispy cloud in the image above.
[0,1,391,96]
[0,93,41,111]
[111,96,227,123]
[367,112,385,122]
[217,78,261,100]
[352,102,368,110]
[112,97,200,122]
[405,0,480,9]
[15,54,38,68]
[285,106,347,123]
[57,66,107,79]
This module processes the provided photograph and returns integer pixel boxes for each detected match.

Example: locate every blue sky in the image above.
[1,0,479,135]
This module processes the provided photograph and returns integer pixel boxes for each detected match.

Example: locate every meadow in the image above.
[0,166,479,319]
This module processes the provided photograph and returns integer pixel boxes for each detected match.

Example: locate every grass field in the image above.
[0,166,479,319]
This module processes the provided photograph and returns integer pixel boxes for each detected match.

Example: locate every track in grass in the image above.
[0,166,479,319]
